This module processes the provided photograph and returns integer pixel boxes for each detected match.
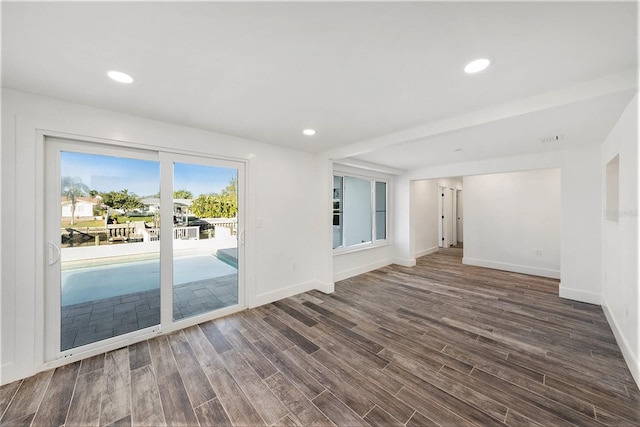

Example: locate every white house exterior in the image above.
[61,197,100,218]
[141,197,192,215]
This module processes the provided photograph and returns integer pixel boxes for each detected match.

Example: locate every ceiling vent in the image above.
[541,134,564,143]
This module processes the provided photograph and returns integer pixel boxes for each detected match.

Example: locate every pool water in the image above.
[62,255,237,306]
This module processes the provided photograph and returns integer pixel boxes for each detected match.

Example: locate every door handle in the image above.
[238,229,245,245]
[48,242,61,266]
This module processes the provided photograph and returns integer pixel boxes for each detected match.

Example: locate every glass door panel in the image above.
[57,150,161,351]
[172,162,239,320]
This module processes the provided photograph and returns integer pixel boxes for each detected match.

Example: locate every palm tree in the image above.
[61,176,90,225]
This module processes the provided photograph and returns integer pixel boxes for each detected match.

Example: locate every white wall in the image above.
[312,157,335,291]
[411,178,462,257]
[0,89,3,383]
[333,245,395,282]
[601,93,639,386]
[462,169,561,278]
[559,144,603,303]
[1,89,329,384]
[412,180,438,256]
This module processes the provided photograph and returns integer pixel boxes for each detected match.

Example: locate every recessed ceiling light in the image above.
[464,58,491,74]
[303,129,316,136]
[107,70,134,84]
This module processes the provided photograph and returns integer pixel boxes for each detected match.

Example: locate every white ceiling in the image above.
[353,90,637,171]
[2,2,638,169]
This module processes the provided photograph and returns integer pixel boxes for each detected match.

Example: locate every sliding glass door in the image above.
[45,138,244,360]
[171,159,240,321]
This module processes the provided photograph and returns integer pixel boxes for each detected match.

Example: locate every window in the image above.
[375,181,387,240]
[333,174,388,249]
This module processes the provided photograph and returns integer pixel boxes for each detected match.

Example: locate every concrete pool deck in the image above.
[61,273,238,350]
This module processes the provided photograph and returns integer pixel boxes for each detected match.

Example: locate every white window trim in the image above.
[332,171,390,253]
[333,240,392,255]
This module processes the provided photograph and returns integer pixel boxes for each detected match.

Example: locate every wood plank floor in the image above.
[2,248,639,426]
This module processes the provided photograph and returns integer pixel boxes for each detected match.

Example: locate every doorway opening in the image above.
[437,183,463,248]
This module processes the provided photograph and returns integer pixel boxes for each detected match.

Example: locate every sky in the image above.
[61,152,237,198]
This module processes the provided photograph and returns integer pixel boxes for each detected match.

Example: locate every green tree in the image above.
[190,194,217,218]
[222,177,237,198]
[100,189,143,215]
[190,178,238,218]
[61,176,90,225]
[173,189,193,199]
[190,194,237,218]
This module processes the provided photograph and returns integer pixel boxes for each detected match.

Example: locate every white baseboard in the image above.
[314,281,335,294]
[558,284,602,305]
[415,246,439,258]
[602,300,640,389]
[392,258,416,268]
[462,257,560,279]
[251,281,330,308]
[1,363,17,386]
[333,259,392,282]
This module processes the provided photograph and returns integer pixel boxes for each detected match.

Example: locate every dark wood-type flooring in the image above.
[1,248,639,426]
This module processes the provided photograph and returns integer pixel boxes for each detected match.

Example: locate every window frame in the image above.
[332,172,390,253]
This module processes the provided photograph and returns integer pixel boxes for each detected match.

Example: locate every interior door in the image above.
[444,188,454,247]
[457,189,463,243]
[438,186,445,248]
[452,189,458,245]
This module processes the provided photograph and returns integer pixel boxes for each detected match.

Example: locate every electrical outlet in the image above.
[292,262,297,272]
[535,250,543,257]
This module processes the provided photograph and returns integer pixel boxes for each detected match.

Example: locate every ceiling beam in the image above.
[333,158,406,175]
[322,68,638,161]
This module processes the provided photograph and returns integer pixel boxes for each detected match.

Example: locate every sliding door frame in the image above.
[44,138,163,362]
[35,129,248,370]
[159,152,246,333]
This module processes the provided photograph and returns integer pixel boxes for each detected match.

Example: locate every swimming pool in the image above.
[62,255,237,306]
